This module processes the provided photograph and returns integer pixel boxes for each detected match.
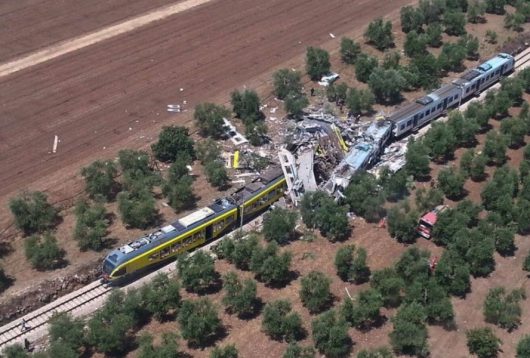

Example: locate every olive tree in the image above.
[9,191,58,235]
[178,298,222,347]
[263,208,298,244]
[299,271,332,314]
[306,47,331,81]
[81,160,118,200]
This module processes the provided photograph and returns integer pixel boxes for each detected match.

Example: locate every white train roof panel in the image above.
[178,207,215,228]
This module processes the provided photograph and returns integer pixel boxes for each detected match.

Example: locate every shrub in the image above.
[355,54,379,83]
[312,310,351,358]
[141,273,181,321]
[390,302,429,356]
[466,327,502,358]
[300,271,332,314]
[400,6,424,33]
[334,245,370,283]
[9,191,58,235]
[25,233,65,270]
[345,172,386,223]
[74,199,109,251]
[151,126,195,163]
[81,160,118,200]
[284,92,309,118]
[438,167,466,200]
[222,272,257,318]
[387,204,419,244]
[250,242,292,286]
[163,175,195,212]
[443,11,467,36]
[341,289,383,329]
[405,138,431,180]
[283,343,316,358]
[364,18,394,51]
[340,37,361,64]
[117,189,158,229]
[204,160,229,189]
[300,191,350,241]
[263,208,297,244]
[370,267,405,308]
[49,312,85,351]
[211,344,238,358]
[484,287,526,330]
[231,89,263,124]
[273,69,303,100]
[368,68,406,104]
[177,251,217,293]
[262,300,304,342]
[178,298,221,347]
[87,311,134,355]
[194,103,230,138]
[357,347,394,358]
[138,333,180,358]
[517,335,530,358]
[306,47,331,81]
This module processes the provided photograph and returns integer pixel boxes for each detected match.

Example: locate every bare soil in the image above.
[0,0,414,299]
[1,1,530,357]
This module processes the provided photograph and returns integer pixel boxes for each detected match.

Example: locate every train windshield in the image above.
[103,259,115,275]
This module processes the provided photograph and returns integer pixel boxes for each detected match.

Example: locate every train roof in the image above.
[453,53,514,86]
[363,120,393,143]
[344,143,375,171]
[105,199,236,266]
[104,168,284,267]
[387,91,441,123]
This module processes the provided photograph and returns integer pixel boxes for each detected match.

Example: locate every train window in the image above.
[400,124,405,130]
[149,252,160,261]
[426,109,430,115]
[407,120,412,126]
[437,103,442,109]
[455,94,459,98]
[466,88,470,93]
[160,246,170,258]
[171,242,181,252]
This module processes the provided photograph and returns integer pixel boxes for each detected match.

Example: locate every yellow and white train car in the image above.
[102,168,286,282]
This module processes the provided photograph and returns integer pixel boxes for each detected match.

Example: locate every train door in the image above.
[413,114,418,127]
[443,97,448,110]
[205,225,213,241]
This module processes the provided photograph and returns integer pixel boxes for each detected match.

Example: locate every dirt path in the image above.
[0,0,214,77]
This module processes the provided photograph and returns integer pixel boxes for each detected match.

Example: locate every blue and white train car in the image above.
[389,84,461,138]
[453,53,515,101]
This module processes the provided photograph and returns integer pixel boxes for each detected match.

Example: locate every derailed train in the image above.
[102,53,515,281]
[323,52,515,197]
[102,168,286,281]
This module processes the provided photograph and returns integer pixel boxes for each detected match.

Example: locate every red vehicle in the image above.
[417,205,448,239]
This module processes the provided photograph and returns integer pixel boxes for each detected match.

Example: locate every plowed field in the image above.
[0,0,414,229]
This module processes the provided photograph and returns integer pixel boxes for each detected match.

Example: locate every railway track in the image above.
[0,281,111,349]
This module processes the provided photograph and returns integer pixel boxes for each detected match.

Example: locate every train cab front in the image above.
[101,251,126,285]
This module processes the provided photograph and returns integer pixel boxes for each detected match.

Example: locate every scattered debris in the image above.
[318,72,339,87]
[223,118,248,146]
[52,135,58,154]
[329,33,336,39]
